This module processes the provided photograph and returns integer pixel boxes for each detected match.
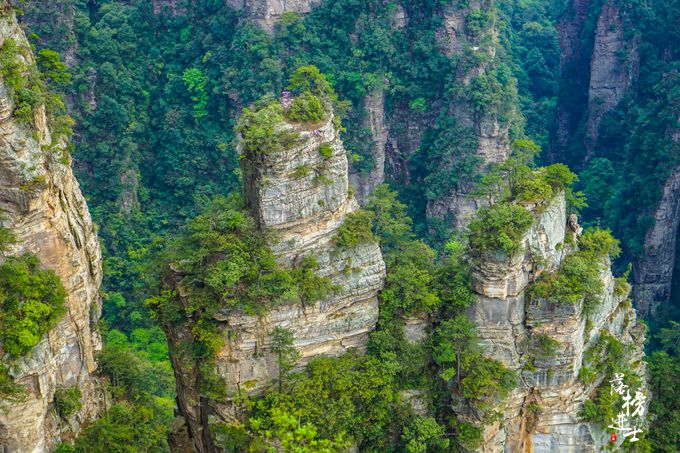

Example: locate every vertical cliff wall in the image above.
[468,195,646,452]
[552,0,638,163]
[227,0,322,32]
[167,97,385,452]
[634,128,680,317]
[0,4,103,451]
[426,0,515,230]
[585,1,638,155]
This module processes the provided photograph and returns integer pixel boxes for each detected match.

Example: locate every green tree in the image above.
[270,327,301,392]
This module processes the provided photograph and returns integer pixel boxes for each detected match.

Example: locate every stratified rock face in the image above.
[0,6,103,452]
[634,165,680,317]
[349,89,387,204]
[169,106,385,452]
[585,1,638,154]
[469,196,646,452]
[227,0,322,32]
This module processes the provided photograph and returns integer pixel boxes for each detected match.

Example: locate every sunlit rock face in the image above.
[168,104,385,452]
[0,3,104,451]
[467,195,646,453]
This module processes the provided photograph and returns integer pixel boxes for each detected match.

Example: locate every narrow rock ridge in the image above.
[226,0,322,32]
[585,1,638,155]
[168,106,385,452]
[0,4,104,451]
[469,195,646,452]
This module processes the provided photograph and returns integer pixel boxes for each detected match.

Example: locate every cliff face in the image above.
[427,0,513,230]
[168,104,385,452]
[585,1,638,155]
[0,6,103,452]
[553,0,638,162]
[349,89,387,204]
[468,196,646,452]
[227,0,322,32]
[634,131,680,317]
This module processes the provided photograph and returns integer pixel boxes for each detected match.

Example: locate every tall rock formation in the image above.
[166,97,385,451]
[585,1,638,155]
[0,3,104,451]
[634,127,680,317]
[468,195,646,452]
[427,0,515,230]
[227,0,322,32]
[349,89,387,204]
[552,0,638,163]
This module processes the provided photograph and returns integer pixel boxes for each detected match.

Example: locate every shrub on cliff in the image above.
[237,102,299,155]
[334,210,375,249]
[0,254,67,357]
[467,202,534,257]
[54,385,82,419]
[285,92,327,123]
[528,228,619,308]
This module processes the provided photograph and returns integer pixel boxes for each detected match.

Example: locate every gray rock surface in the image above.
[227,0,322,32]
[634,165,680,317]
[585,1,639,154]
[468,195,646,452]
[169,104,385,452]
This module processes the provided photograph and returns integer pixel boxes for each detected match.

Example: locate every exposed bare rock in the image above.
[0,6,104,451]
[168,106,385,452]
[227,0,322,32]
[634,166,680,317]
[468,195,646,452]
[585,2,639,154]
[349,89,387,204]
[153,0,187,15]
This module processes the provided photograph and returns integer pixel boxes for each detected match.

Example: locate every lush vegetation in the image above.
[11,0,680,450]
[0,255,67,357]
[528,228,619,310]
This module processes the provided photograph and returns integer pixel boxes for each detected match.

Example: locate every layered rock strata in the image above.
[0,4,104,451]
[169,105,385,451]
[468,195,646,452]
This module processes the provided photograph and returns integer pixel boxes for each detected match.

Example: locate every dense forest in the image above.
[0,0,677,451]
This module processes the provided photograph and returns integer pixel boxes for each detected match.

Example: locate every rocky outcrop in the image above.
[227,0,322,32]
[585,2,639,155]
[0,5,104,452]
[168,103,385,452]
[468,195,646,452]
[349,89,387,204]
[551,0,591,161]
[552,0,638,162]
